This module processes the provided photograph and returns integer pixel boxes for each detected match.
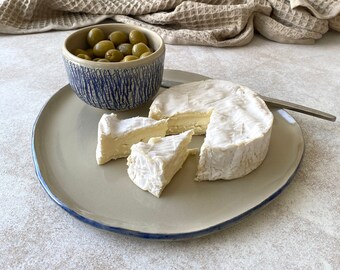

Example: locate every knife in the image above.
[161,80,336,122]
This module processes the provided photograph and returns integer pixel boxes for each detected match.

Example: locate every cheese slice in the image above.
[96,113,167,165]
[149,79,273,181]
[127,130,194,197]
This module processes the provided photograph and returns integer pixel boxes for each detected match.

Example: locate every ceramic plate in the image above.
[32,69,304,240]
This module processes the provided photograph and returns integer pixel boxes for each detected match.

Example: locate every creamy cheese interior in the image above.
[166,112,212,135]
[96,113,167,165]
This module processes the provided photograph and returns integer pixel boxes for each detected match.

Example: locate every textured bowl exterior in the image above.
[62,23,165,110]
[63,55,164,110]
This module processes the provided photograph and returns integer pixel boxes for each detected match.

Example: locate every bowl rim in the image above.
[62,23,165,69]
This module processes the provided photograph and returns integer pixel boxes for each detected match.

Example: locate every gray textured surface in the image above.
[0,30,339,269]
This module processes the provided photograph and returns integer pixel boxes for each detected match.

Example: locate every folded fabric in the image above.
[0,0,339,46]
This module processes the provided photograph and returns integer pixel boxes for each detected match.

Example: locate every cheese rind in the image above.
[96,113,167,165]
[196,111,272,180]
[127,130,194,197]
[149,79,273,180]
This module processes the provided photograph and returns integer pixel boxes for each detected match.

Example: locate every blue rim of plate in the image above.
[31,84,304,241]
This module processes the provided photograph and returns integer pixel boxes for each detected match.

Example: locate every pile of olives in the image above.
[74,27,154,62]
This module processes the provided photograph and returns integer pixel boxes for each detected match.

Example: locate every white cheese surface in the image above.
[96,113,167,165]
[127,130,194,197]
[149,79,274,180]
[99,113,165,137]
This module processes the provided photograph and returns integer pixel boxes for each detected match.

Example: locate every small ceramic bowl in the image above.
[62,23,165,110]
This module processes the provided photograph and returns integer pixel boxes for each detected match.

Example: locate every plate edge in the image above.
[31,87,305,240]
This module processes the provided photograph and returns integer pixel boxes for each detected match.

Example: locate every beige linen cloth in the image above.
[0,0,339,46]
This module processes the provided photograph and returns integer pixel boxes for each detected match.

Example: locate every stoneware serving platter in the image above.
[32,69,304,240]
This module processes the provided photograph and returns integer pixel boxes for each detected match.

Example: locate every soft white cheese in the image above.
[96,113,167,165]
[127,130,194,197]
[149,79,274,180]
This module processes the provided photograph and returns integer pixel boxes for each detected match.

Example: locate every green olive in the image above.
[93,40,115,58]
[76,53,91,60]
[87,28,105,47]
[105,49,124,62]
[140,51,153,59]
[132,43,151,57]
[121,55,139,62]
[108,31,129,46]
[74,27,154,63]
[117,43,133,56]
[86,48,94,58]
[74,49,88,56]
[129,30,148,45]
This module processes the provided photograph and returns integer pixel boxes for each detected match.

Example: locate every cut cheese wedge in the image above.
[96,113,167,165]
[149,79,274,181]
[127,130,194,197]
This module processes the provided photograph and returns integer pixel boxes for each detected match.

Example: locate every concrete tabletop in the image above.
[0,29,339,269]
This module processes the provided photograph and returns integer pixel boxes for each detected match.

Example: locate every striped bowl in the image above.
[62,24,165,111]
